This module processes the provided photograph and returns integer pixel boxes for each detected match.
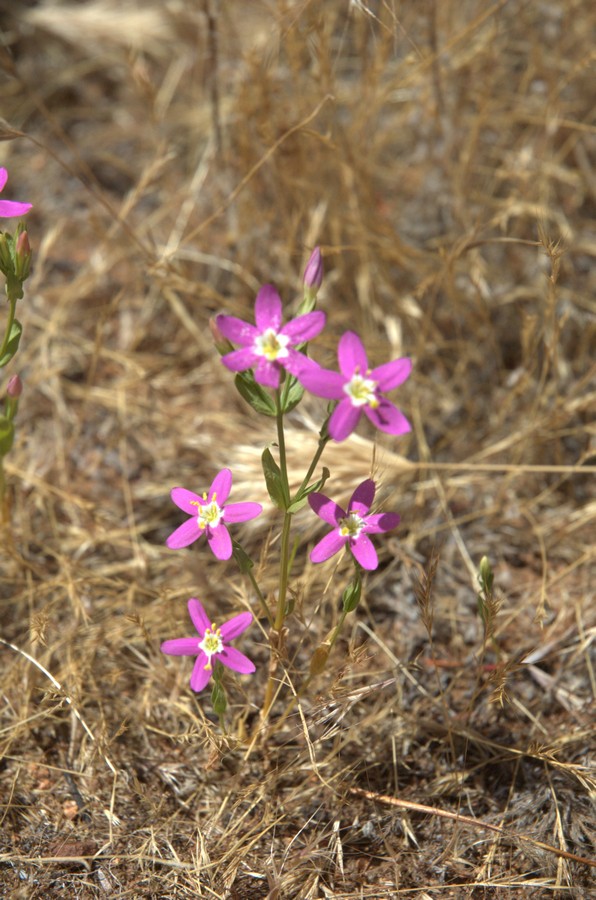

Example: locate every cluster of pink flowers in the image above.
[216,267,412,443]
[162,248,410,695]
[162,469,262,692]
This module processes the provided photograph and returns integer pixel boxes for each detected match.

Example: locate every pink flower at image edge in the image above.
[0,168,32,218]
[161,598,255,693]
[308,478,400,571]
[216,284,325,389]
[299,331,412,442]
[166,468,262,560]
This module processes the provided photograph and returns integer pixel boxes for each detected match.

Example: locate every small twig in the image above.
[350,786,596,868]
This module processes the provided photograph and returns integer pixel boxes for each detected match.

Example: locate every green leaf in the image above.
[232,540,254,573]
[234,371,276,417]
[0,319,22,367]
[261,447,288,509]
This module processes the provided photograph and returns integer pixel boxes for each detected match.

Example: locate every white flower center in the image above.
[344,371,379,408]
[198,625,224,670]
[254,327,290,362]
[339,511,366,539]
[192,492,223,530]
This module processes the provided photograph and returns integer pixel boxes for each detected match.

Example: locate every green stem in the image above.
[0,296,17,363]
[246,565,273,626]
[274,389,292,630]
[275,390,290,504]
[231,539,273,626]
[328,609,348,651]
[295,429,330,498]
[274,511,292,631]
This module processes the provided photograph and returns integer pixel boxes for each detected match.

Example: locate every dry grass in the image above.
[1,1,594,897]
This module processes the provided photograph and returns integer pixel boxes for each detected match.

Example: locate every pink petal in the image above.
[171,487,201,514]
[283,349,315,379]
[364,399,411,435]
[298,363,345,399]
[206,523,232,560]
[190,654,213,692]
[0,168,7,191]
[160,637,200,656]
[220,610,253,641]
[310,530,347,563]
[209,468,232,504]
[328,399,362,441]
[224,501,262,523]
[348,479,375,515]
[254,284,282,331]
[0,200,32,217]
[188,598,211,635]
[337,332,368,378]
[281,310,326,344]
[218,646,256,675]
[254,359,281,388]
[221,347,259,372]
[364,512,400,534]
[371,357,412,391]
[308,492,345,526]
[216,313,258,346]
[166,518,201,549]
[350,534,378,570]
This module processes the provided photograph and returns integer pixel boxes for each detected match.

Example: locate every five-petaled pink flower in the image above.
[299,331,412,442]
[166,468,262,560]
[216,284,325,389]
[0,168,32,218]
[309,479,400,571]
[161,598,255,693]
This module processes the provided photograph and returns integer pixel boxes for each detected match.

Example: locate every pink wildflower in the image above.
[299,331,412,442]
[216,284,325,389]
[166,468,262,560]
[309,478,400,571]
[0,168,32,218]
[161,598,255,693]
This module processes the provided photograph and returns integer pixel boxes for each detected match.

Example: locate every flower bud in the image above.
[303,246,323,291]
[6,374,22,398]
[209,316,233,356]
[15,230,31,281]
[342,572,362,612]
[309,641,331,676]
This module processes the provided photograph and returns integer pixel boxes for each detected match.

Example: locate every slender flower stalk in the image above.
[161,598,255,693]
[309,478,400,570]
[216,284,325,389]
[166,468,262,560]
[299,331,412,442]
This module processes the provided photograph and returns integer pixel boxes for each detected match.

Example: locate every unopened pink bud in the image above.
[7,374,22,398]
[303,247,323,291]
[14,229,32,281]
[16,230,31,259]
